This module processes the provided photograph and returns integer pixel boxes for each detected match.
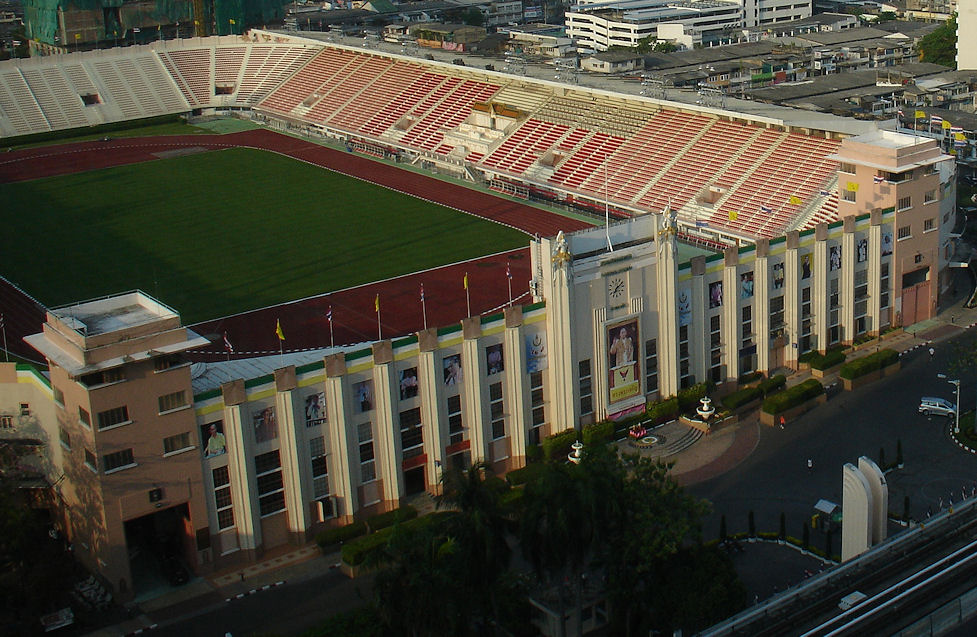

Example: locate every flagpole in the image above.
[376,294,382,341]
[421,284,428,330]
[506,261,513,308]
[1,313,6,362]
[328,306,334,348]
[465,272,471,317]
[279,338,284,367]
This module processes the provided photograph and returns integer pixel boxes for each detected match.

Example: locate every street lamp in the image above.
[938,374,961,434]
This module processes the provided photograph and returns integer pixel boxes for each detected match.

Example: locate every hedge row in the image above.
[762,378,824,414]
[367,505,418,533]
[316,521,367,549]
[758,374,786,395]
[582,420,615,445]
[839,349,899,380]
[342,512,454,566]
[541,428,579,460]
[807,349,847,371]
[722,386,763,410]
[506,461,548,486]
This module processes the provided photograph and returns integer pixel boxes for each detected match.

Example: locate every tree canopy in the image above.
[918,14,957,68]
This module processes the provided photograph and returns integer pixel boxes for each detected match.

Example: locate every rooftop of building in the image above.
[190,349,339,395]
[50,291,178,337]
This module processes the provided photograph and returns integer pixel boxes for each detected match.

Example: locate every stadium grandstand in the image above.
[1,30,847,245]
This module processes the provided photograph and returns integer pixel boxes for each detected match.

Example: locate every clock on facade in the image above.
[608,277,625,299]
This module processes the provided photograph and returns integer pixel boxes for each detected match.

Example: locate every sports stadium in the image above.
[0,30,959,601]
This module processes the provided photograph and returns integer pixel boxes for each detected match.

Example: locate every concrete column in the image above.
[784,232,801,367]
[841,217,856,343]
[813,224,829,352]
[273,366,307,538]
[370,340,402,505]
[655,216,680,397]
[323,354,356,521]
[416,329,444,493]
[539,235,576,432]
[754,240,770,374]
[461,318,488,464]
[868,209,883,333]
[722,248,740,382]
[220,380,260,553]
[503,307,528,465]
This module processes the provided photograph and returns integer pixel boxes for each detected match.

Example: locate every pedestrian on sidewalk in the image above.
[807,458,813,473]
[929,347,935,358]
[779,415,786,430]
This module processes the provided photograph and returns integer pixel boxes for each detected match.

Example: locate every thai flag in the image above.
[759,205,773,214]
[506,261,512,280]
[223,332,233,353]
[931,116,943,130]
[326,306,332,322]
[420,283,425,302]
[873,175,885,184]
[819,189,830,196]
[951,126,964,134]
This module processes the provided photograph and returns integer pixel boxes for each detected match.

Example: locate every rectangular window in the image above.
[310,436,329,499]
[163,432,192,455]
[78,407,91,428]
[79,368,125,387]
[924,218,935,232]
[830,278,840,309]
[741,306,753,343]
[924,189,937,204]
[678,325,692,388]
[530,371,545,444]
[400,407,424,458]
[19,403,30,416]
[53,386,64,406]
[898,196,912,211]
[644,339,658,396]
[578,359,593,417]
[59,426,71,450]
[213,466,235,530]
[839,162,856,174]
[358,422,376,483]
[85,449,97,472]
[842,189,856,203]
[897,225,911,240]
[103,448,135,473]
[447,395,464,445]
[255,450,285,516]
[490,382,505,440]
[770,295,785,331]
[154,355,184,372]
[0,415,12,429]
[97,405,130,430]
[158,390,188,413]
[709,315,722,383]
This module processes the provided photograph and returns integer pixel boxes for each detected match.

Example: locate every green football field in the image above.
[1,148,527,324]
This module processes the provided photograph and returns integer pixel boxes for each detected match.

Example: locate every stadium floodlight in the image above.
[640,74,667,100]
[697,85,726,109]
[554,58,578,85]
[502,52,526,76]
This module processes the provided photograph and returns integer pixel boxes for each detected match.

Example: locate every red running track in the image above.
[0,129,592,360]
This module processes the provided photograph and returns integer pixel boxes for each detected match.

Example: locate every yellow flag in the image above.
[914,110,926,119]
[375,294,380,313]
[463,272,469,290]
[846,181,859,192]
[789,195,801,205]
[942,119,952,130]
[728,210,738,221]
[956,132,967,141]
[229,18,236,24]
[275,319,285,341]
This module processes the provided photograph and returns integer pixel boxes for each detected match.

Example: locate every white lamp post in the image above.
[938,374,961,434]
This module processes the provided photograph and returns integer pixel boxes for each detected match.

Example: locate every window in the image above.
[310,436,329,499]
[154,355,184,372]
[0,415,11,429]
[842,189,856,203]
[709,315,722,383]
[898,196,912,211]
[103,448,135,473]
[898,226,911,240]
[357,423,376,483]
[97,406,130,430]
[770,295,785,332]
[830,278,840,309]
[579,359,593,417]
[53,386,64,406]
[924,218,935,232]
[85,449,97,472]
[79,368,124,387]
[163,432,193,455]
[448,395,464,446]
[679,325,692,389]
[490,382,505,440]
[645,339,658,396]
[255,451,285,516]
[18,403,28,416]
[400,408,424,458]
[741,306,753,343]
[924,190,937,204]
[59,426,71,450]
[213,466,235,530]
[78,407,91,428]
[839,162,856,174]
[530,371,545,445]
[158,390,188,413]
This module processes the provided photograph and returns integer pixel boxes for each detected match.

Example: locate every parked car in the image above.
[919,397,956,418]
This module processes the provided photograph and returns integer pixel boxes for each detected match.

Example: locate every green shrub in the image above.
[839,349,899,380]
[342,526,395,566]
[525,443,542,464]
[316,521,367,549]
[810,349,846,370]
[758,374,786,395]
[647,397,680,424]
[739,371,762,384]
[499,487,525,512]
[762,378,824,414]
[367,505,418,533]
[506,461,548,486]
[582,420,615,445]
[721,386,763,410]
[542,428,579,460]
[677,382,710,411]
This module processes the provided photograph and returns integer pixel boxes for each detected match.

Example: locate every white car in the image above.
[919,397,956,418]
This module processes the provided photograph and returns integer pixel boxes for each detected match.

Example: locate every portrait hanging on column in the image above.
[606,318,641,407]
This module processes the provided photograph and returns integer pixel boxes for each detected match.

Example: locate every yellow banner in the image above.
[846,181,859,192]
[914,110,926,119]
[943,119,952,130]
[788,195,801,205]
[729,210,738,221]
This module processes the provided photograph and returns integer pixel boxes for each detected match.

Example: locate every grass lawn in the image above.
[4,120,216,150]
[1,148,527,323]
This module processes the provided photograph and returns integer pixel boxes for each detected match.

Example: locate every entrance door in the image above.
[901,280,931,326]
[404,466,426,496]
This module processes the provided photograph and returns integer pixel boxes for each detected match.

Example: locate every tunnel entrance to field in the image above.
[124,502,194,598]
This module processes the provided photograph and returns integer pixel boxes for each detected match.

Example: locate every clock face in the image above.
[608,277,625,299]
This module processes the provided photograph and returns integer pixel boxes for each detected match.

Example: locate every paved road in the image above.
[689,333,977,546]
